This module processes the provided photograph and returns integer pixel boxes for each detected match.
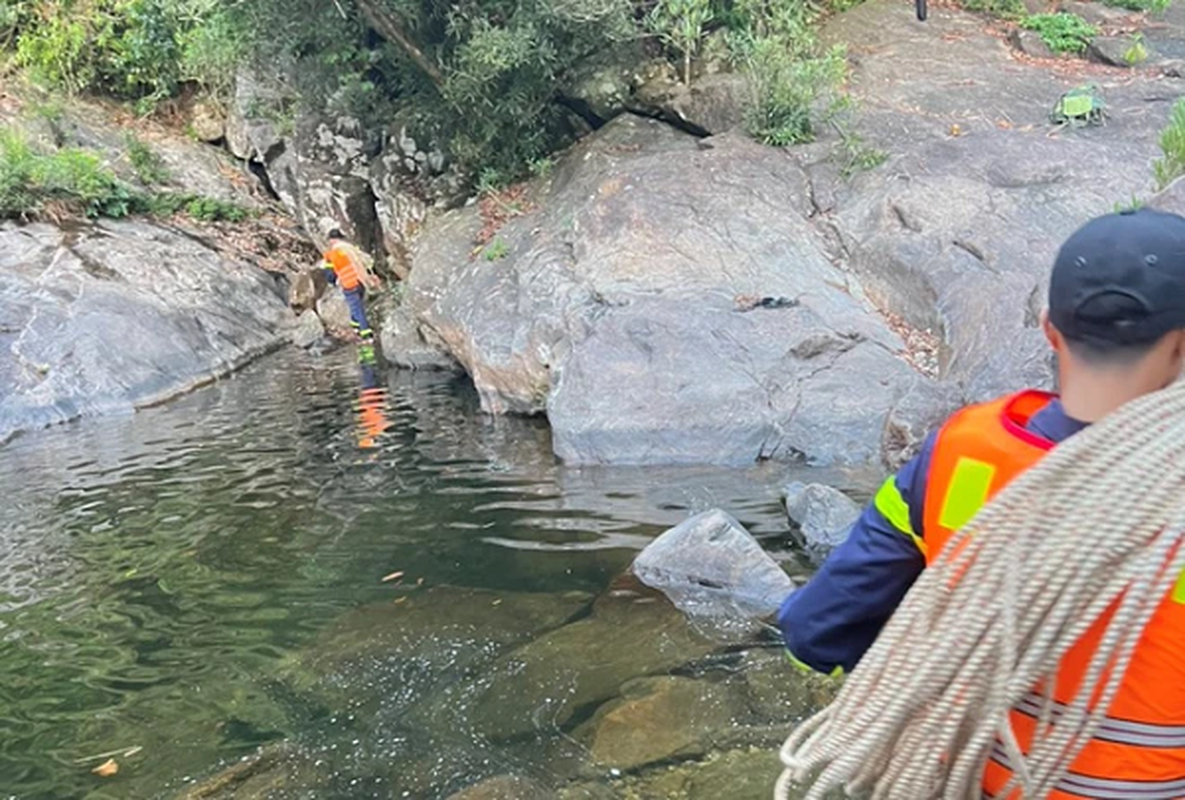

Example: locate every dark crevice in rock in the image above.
[555,94,612,130]
[248,158,282,202]
[624,105,711,138]
[345,182,389,272]
[891,202,922,233]
[952,237,991,268]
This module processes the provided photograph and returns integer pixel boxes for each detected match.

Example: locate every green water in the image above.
[0,349,850,799]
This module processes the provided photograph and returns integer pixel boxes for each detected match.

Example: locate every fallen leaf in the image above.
[393,596,407,605]
[416,577,424,587]
[93,759,119,777]
[381,571,404,583]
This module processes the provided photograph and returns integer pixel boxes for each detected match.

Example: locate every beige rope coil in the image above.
[776,378,1185,800]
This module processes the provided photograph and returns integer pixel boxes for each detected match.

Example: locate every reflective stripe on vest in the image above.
[1013,692,1185,749]
[989,745,1185,799]
[326,245,360,289]
[923,391,1185,797]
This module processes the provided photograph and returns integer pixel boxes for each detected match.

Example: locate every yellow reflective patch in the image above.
[875,477,926,557]
[1173,568,1185,605]
[938,457,997,532]
[785,649,844,678]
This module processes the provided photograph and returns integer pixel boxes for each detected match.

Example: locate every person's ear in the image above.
[1041,310,1061,349]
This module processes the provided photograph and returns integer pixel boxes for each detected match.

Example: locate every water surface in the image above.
[0,349,860,799]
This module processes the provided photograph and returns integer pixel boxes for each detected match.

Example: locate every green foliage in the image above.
[1113,194,1144,213]
[1021,13,1097,55]
[1100,0,1170,12]
[7,0,242,103]
[724,0,848,146]
[961,0,1026,19]
[1154,99,1185,191]
[146,192,251,221]
[1123,34,1148,65]
[648,0,714,85]
[483,237,509,261]
[0,126,134,218]
[125,133,169,184]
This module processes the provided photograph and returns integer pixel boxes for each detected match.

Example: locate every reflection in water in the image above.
[0,348,867,800]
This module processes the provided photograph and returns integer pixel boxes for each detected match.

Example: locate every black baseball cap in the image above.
[1049,208,1185,346]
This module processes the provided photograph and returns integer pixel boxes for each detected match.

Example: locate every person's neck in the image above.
[1059,377,1151,423]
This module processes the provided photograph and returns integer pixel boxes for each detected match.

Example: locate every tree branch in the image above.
[355,0,445,89]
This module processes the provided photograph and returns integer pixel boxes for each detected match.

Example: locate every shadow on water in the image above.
[0,348,863,800]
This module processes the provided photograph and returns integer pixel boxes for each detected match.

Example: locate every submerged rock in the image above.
[783,483,861,560]
[575,675,751,771]
[560,747,795,800]
[0,220,287,442]
[445,774,555,800]
[632,509,793,620]
[466,578,717,740]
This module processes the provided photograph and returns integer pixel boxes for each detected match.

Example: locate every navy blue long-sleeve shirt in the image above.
[776,398,1088,675]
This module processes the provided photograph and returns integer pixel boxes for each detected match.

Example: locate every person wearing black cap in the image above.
[773,208,1185,678]
[321,228,381,361]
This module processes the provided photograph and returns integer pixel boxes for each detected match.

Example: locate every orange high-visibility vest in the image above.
[325,243,361,290]
[921,391,1185,799]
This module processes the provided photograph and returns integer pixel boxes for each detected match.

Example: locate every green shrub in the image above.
[647,0,714,85]
[1021,13,1097,54]
[962,0,1027,19]
[725,0,848,146]
[0,127,134,218]
[1154,98,1185,191]
[125,134,169,184]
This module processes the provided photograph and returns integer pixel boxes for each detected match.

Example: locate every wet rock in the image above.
[280,585,592,719]
[176,743,328,800]
[632,509,793,619]
[378,300,460,371]
[1088,34,1154,67]
[290,310,325,349]
[734,648,841,724]
[0,220,287,442]
[561,748,795,800]
[783,483,861,560]
[446,774,555,800]
[315,289,354,335]
[575,676,750,771]
[1008,28,1055,59]
[467,580,717,740]
[405,114,952,468]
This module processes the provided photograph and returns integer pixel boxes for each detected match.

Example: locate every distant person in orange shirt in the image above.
[321,229,381,360]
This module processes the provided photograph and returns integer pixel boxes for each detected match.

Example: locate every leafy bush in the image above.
[725,0,848,146]
[0,127,135,218]
[1021,13,1097,55]
[1154,98,1185,191]
[648,0,714,85]
[8,0,240,105]
[961,0,1027,19]
[125,134,169,184]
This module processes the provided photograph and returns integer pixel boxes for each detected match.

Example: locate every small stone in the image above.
[783,483,861,561]
[290,309,325,349]
[427,150,446,174]
[1008,28,1054,59]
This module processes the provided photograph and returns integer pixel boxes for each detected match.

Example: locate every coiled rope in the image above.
[776,378,1185,800]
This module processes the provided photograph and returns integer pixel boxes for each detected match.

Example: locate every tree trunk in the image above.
[355,0,445,89]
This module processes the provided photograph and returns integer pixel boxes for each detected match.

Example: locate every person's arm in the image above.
[775,433,936,675]
[321,259,338,286]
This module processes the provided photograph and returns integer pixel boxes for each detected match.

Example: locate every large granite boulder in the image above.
[402,114,951,468]
[0,220,288,442]
[817,0,1170,402]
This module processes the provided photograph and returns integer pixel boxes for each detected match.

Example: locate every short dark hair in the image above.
[1063,332,1162,367]
[327,228,345,240]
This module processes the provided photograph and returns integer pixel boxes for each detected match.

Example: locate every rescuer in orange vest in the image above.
[321,228,381,360]
[776,208,1185,798]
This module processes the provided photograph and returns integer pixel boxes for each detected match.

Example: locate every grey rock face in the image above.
[0,220,287,442]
